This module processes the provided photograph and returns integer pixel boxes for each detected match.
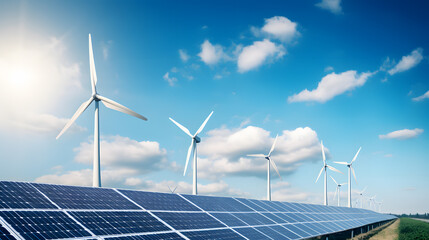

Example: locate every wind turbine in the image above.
[56,34,147,188]
[169,111,213,195]
[358,186,367,208]
[247,134,282,201]
[331,176,347,207]
[334,147,361,208]
[369,195,377,211]
[315,141,342,206]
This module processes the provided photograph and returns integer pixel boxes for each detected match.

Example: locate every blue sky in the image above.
[0,0,428,214]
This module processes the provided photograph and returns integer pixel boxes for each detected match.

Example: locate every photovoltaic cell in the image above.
[232,213,275,226]
[271,225,301,239]
[0,211,91,240]
[0,182,57,209]
[69,211,170,236]
[119,189,200,211]
[154,212,225,230]
[234,227,271,240]
[182,195,253,212]
[104,233,184,240]
[33,183,139,209]
[261,213,286,224]
[283,224,310,238]
[182,229,245,240]
[0,224,16,240]
[234,198,268,212]
[210,213,248,227]
[254,226,289,240]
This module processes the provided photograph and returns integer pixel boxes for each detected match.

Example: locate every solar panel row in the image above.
[0,181,396,240]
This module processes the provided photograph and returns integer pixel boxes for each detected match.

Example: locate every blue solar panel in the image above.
[261,212,287,223]
[0,224,16,240]
[0,182,57,209]
[234,198,268,211]
[247,199,278,212]
[119,189,200,211]
[294,223,319,236]
[210,213,248,227]
[234,227,271,239]
[271,225,301,239]
[69,211,170,235]
[254,226,289,240]
[182,229,244,240]
[232,213,275,226]
[182,195,253,212]
[0,211,91,239]
[104,233,184,240]
[283,224,310,238]
[33,183,139,210]
[154,212,225,230]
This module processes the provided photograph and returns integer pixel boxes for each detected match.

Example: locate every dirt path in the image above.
[368,219,399,240]
[412,218,429,223]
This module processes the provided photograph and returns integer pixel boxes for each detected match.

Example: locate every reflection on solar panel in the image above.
[0,181,396,240]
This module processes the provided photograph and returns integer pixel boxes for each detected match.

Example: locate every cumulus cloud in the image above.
[379,128,424,140]
[288,70,373,103]
[197,126,324,180]
[11,112,86,134]
[261,16,298,42]
[179,49,190,62]
[388,48,424,75]
[412,90,429,101]
[163,72,178,86]
[237,39,285,73]
[316,0,343,14]
[101,40,113,60]
[74,135,169,171]
[198,40,225,65]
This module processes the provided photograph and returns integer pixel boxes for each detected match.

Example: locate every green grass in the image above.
[398,217,429,240]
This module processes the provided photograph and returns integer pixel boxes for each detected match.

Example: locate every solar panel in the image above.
[0,181,396,240]
[33,183,139,210]
[0,182,57,209]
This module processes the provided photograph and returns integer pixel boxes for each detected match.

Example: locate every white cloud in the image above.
[197,126,324,180]
[261,16,298,42]
[288,70,372,103]
[11,112,86,134]
[237,39,285,73]
[316,0,343,14]
[388,48,424,75]
[198,40,224,65]
[412,90,429,101]
[179,49,190,62]
[101,40,113,60]
[163,72,178,86]
[379,128,424,140]
[324,66,334,72]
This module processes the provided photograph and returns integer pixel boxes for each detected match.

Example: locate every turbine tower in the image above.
[169,111,213,195]
[358,186,367,208]
[57,34,147,187]
[331,176,347,207]
[315,141,342,206]
[247,134,282,201]
[335,147,361,208]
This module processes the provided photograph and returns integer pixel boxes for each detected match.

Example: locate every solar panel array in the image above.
[0,181,396,240]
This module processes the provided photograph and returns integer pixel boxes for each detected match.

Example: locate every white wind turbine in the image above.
[315,141,342,206]
[56,34,147,187]
[331,176,347,207]
[369,195,377,211]
[247,134,282,201]
[334,147,361,208]
[358,186,367,208]
[169,111,213,195]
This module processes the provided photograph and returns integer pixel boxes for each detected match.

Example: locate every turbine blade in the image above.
[341,182,348,185]
[333,188,338,200]
[195,111,213,136]
[315,167,324,183]
[183,140,195,176]
[351,166,357,183]
[98,95,147,121]
[351,147,362,163]
[361,186,367,194]
[269,157,282,180]
[268,134,278,156]
[321,141,326,164]
[330,175,338,185]
[169,117,193,138]
[88,34,97,94]
[56,97,93,139]
[334,161,349,165]
[173,186,177,193]
[327,165,343,174]
[247,154,266,158]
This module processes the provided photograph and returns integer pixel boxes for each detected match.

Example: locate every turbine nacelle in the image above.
[194,136,201,143]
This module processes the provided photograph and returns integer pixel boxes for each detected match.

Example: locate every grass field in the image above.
[398,217,429,240]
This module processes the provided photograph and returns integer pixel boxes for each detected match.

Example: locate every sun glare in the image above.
[8,66,34,87]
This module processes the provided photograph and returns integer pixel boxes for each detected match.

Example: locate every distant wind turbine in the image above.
[56,34,147,187]
[335,147,361,208]
[331,176,347,207]
[168,185,177,194]
[369,195,377,211]
[247,134,282,201]
[358,186,367,208]
[169,111,213,195]
[315,141,342,206]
